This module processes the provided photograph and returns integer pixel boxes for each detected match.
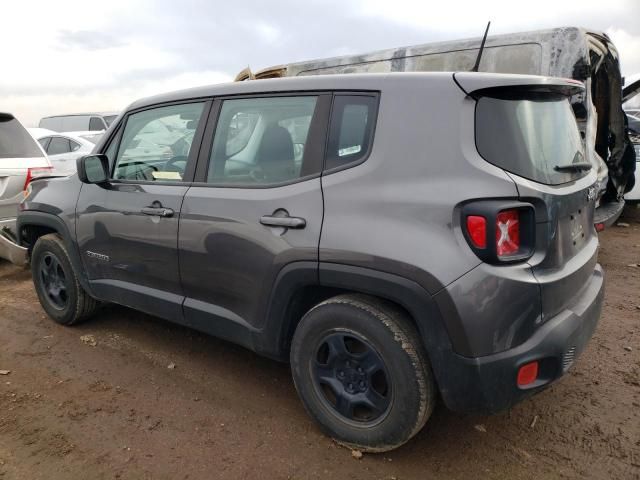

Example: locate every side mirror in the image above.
[77,154,109,184]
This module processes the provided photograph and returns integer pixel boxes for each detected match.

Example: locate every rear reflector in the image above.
[517,361,539,386]
[595,223,605,232]
[466,215,487,249]
[496,209,520,257]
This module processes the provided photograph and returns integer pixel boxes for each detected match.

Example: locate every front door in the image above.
[179,94,330,344]
[76,101,208,320]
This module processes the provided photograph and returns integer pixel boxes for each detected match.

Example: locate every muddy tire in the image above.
[31,234,99,326]
[290,294,436,452]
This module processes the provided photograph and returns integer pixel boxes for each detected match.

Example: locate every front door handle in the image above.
[260,213,306,229]
[141,206,174,217]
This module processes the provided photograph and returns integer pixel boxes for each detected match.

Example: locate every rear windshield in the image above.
[476,94,587,185]
[0,115,44,159]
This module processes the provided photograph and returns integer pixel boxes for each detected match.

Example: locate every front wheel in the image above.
[290,294,436,452]
[31,234,99,325]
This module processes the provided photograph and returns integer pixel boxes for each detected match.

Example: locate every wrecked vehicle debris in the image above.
[239,26,637,228]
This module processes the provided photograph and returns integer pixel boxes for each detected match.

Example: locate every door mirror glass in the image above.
[77,154,109,184]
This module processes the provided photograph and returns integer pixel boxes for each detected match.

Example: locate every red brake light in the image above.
[517,361,539,387]
[466,215,487,249]
[23,166,53,191]
[496,209,520,257]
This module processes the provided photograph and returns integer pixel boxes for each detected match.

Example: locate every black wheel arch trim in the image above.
[17,211,96,298]
[259,261,459,404]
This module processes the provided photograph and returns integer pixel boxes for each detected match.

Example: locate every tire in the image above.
[31,233,99,325]
[290,294,436,452]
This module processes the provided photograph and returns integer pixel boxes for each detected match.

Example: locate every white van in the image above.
[39,112,119,133]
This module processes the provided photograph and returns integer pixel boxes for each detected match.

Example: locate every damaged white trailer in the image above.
[237,26,637,227]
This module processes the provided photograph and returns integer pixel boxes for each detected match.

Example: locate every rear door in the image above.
[76,101,209,320]
[178,93,329,343]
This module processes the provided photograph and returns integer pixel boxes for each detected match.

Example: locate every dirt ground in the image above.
[0,208,639,480]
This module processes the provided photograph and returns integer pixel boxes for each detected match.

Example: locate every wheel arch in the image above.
[258,261,456,385]
[17,211,95,297]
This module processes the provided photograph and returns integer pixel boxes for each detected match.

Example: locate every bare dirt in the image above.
[0,207,639,480]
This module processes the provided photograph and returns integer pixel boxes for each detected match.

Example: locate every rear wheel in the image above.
[290,294,436,452]
[31,234,99,325]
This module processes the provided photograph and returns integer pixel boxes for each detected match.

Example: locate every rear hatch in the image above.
[1,113,50,220]
[456,73,599,321]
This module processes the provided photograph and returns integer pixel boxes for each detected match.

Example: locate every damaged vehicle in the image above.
[237,26,637,228]
[18,72,604,451]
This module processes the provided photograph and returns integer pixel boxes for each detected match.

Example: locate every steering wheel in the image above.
[164,155,188,174]
[116,161,158,181]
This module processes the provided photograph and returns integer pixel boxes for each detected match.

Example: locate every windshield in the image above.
[476,94,587,185]
[0,115,44,159]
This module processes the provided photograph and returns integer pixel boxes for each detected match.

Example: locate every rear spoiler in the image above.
[623,78,640,104]
[453,72,584,98]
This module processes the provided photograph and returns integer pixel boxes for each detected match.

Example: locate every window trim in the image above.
[322,92,380,176]
[192,91,332,189]
[102,99,212,186]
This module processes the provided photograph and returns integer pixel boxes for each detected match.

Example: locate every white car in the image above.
[1,114,52,262]
[28,128,97,175]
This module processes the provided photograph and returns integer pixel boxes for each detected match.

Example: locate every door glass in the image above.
[207,96,318,185]
[48,137,72,155]
[113,102,205,182]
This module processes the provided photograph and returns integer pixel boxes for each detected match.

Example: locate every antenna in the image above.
[471,21,491,72]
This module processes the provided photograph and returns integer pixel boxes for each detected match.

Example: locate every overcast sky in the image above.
[2,0,640,126]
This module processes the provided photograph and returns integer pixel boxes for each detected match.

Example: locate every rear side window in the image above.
[207,96,319,185]
[0,115,44,159]
[325,95,378,171]
[476,94,587,185]
[47,137,72,155]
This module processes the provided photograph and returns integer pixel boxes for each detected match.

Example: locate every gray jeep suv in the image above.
[17,72,604,452]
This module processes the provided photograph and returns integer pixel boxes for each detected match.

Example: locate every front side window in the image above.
[47,137,72,155]
[325,95,378,171]
[113,102,204,182]
[476,93,587,185]
[207,96,318,185]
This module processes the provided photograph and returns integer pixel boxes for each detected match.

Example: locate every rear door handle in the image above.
[141,207,174,217]
[260,214,306,229]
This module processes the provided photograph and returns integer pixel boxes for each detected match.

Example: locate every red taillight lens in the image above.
[517,361,539,387]
[466,215,487,249]
[23,166,53,191]
[496,209,520,257]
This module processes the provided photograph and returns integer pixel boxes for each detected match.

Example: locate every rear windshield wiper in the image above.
[554,162,592,172]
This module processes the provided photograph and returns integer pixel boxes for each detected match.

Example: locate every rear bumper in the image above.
[439,264,604,414]
[0,218,27,265]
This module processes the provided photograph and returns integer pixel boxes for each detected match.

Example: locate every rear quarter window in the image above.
[325,94,378,171]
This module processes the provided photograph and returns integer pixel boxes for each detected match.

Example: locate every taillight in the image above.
[23,166,53,191]
[496,209,520,257]
[466,215,487,249]
[462,201,535,264]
